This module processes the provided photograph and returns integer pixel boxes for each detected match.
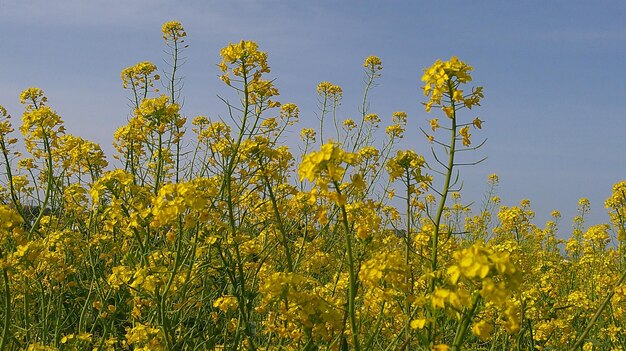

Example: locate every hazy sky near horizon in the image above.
[1,0,625,232]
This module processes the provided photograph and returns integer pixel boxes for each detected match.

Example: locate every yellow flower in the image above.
[392,111,407,124]
[25,343,58,351]
[386,149,427,183]
[0,205,24,231]
[350,173,366,191]
[162,21,186,42]
[135,95,180,126]
[385,124,404,138]
[280,103,299,123]
[60,334,74,344]
[317,81,343,99]
[488,173,499,184]
[432,287,450,308]
[300,128,316,142]
[410,318,427,329]
[459,126,471,146]
[364,113,380,124]
[422,57,473,98]
[583,224,610,245]
[344,118,356,130]
[472,320,493,340]
[19,87,46,105]
[107,265,133,289]
[298,142,356,184]
[213,296,238,312]
[472,117,483,129]
[363,55,383,71]
[125,322,163,346]
[121,61,159,89]
[430,118,440,131]
[219,40,269,74]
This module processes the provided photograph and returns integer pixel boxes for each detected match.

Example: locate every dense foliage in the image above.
[1,21,625,351]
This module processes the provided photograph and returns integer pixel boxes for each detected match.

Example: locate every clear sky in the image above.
[1,0,625,233]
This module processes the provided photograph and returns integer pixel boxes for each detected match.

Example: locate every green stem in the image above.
[154,131,164,194]
[319,95,327,144]
[429,83,458,288]
[569,269,626,351]
[0,256,10,351]
[428,82,458,345]
[169,33,182,184]
[0,137,26,221]
[334,181,361,351]
[30,130,55,236]
[451,293,481,351]
[259,160,294,272]
[404,169,413,351]
[353,69,375,152]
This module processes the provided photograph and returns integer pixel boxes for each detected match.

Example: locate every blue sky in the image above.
[1,0,625,232]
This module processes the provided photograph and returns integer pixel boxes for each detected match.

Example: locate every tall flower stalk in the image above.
[420,57,485,345]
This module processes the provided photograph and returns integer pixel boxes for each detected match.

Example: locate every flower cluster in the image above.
[121,61,160,90]
[317,81,343,101]
[161,20,186,42]
[422,56,475,111]
[298,142,356,186]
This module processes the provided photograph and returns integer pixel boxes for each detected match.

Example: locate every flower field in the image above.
[1,21,626,351]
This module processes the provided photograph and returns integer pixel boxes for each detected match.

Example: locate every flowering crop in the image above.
[0,21,625,351]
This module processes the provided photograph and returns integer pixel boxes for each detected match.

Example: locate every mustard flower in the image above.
[422,57,483,113]
[472,320,494,341]
[343,118,356,130]
[386,149,428,184]
[19,87,47,106]
[162,20,186,42]
[219,40,269,75]
[473,117,483,129]
[135,95,180,127]
[430,118,440,131]
[392,111,407,124]
[317,81,343,100]
[121,61,159,89]
[459,125,471,146]
[385,123,404,138]
[298,142,356,184]
[410,318,427,330]
[213,296,238,312]
[363,55,383,71]
[0,204,23,231]
[125,323,164,349]
[280,103,299,123]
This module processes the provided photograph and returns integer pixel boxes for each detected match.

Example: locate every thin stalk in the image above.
[334,181,361,351]
[30,131,55,236]
[319,95,327,144]
[0,259,10,351]
[427,82,458,345]
[154,131,164,194]
[404,169,413,351]
[430,83,458,288]
[259,160,294,272]
[222,60,257,351]
[569,269,626,351]
[451,293,481,351]
[353,70,375,151]
[169,33,182,184]
[0,136,26,221]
